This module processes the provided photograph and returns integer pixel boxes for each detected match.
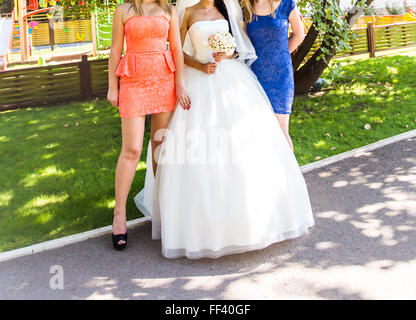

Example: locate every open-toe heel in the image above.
[112,214,127,250]
[112,232,128,251]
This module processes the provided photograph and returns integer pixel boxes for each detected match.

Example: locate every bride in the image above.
[134,0,314,259]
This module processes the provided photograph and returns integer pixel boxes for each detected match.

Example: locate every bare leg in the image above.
[151,111,173,176]
[113,117,146,244]
[276,114,294,151]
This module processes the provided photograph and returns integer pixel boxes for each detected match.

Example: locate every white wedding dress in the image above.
[134,19,314,259]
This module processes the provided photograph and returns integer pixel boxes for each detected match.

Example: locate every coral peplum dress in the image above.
[116,16,176,118]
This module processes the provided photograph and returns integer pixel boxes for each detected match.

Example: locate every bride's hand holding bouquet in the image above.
[208,32,237,63]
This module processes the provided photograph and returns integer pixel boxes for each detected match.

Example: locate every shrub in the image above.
[386,5,405,15]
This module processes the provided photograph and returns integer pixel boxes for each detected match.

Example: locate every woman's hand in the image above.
[200,62,217,74]
[212,52,230,63]
[107,88,119,107]
[176,85,191,110]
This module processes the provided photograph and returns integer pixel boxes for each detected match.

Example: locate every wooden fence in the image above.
[12,19,92,49]
[1,21,416,110]
[0,56,108,110]
[306,21,416,60]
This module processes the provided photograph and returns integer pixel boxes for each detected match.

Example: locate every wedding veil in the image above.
[175,0,257,66]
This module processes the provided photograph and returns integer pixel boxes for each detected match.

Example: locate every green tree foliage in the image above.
[0,0,13,13]
[58,0,121,19]
[293,0,375,93]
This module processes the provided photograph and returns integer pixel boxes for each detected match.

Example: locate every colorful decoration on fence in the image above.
[28,21,40,35]
[76,32,85,41]
[13,25,20,39]
[29,0,39,11]
[28,21,39,29]
[63,26,71,33]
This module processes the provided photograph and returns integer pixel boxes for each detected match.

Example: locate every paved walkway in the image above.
[1,136,415,300]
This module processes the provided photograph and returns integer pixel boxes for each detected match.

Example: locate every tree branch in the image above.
[293,0,376,94]
[292,24,319,71]
[346,0,375,27]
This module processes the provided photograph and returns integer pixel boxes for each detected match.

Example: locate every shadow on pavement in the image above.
[0,136,415,299]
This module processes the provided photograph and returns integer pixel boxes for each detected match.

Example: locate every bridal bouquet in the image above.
[208,32,236,56]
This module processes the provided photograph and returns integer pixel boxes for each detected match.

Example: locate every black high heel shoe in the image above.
[112,215,127,251]
[112,232,128,251]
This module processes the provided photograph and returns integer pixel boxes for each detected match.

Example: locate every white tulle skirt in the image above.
[134,59,314,259]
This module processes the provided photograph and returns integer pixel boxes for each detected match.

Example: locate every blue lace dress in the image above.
[246,0,297,114]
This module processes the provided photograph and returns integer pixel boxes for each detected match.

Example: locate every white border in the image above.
[0,129,415,263]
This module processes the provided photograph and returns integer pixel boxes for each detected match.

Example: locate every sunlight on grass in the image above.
[293,54,416,166]
[25,134,39,141]
[23,194,69,211]
[36,212,54,224]
[0,136,9,142]
[386,66,399,75]
[37,124,55,131]
[106,199,116,209]
[0,100,145,252]
[19,194,68,216]
[313,140,328,149]
[345,83,370,96]
[40,166,75,176]
[137,162,147,170]
[48,226,65,236]
[99,199,116,209]
[0,191,13,207]
[44,142,60,149]
[42,152,57,160]
[21,166,76,187]
[102,149,118,159]
[84,104,95,112]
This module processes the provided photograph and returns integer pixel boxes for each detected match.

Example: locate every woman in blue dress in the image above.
[244,0,304,150]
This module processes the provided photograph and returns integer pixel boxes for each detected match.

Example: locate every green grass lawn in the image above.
[292,53,416,164]
[1,52,415,252]
[0,101,150,252]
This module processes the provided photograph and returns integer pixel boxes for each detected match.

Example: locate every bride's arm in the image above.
[169,6,190,109]
[180,9,217,74]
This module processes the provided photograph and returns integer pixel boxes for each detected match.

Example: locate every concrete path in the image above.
[0,136,415,300]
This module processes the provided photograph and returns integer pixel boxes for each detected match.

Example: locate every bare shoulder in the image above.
[115,2,132,13]
[181,6,193,23]
[114,2,132,21]
[183,4,201,23]
[185,4,199,17]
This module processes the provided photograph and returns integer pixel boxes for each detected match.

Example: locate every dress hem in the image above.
[161,221,315,260]
[119,104,175,118]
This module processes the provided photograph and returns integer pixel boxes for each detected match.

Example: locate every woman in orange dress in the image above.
[107,0,190,250]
